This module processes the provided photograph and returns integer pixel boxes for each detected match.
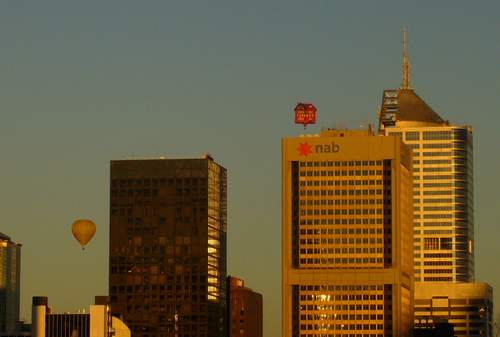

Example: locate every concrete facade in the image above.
[282,129,414,337]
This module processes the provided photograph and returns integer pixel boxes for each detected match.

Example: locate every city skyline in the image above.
[0,2,499,337]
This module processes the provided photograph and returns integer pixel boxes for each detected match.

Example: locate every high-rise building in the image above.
[378,28,474,284]
[0,233,21,334]
[31,296,130,337]
[227,276,263,337]
[377,29,493,337]
[109,156,227,337]
[282,129,414,337]
[378,89,474,282]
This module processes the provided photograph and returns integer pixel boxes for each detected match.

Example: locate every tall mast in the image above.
[401,26,411,89]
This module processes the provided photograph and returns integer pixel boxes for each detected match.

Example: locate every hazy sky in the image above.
[1,1,499,336]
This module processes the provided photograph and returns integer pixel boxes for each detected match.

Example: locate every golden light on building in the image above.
[282,129,414,337]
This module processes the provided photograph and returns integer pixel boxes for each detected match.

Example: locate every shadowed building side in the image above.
[109,156,227,337]
[0,233,21,335]
[227,276,262,337]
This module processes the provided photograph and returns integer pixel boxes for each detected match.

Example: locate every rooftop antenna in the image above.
[401,26,411,90]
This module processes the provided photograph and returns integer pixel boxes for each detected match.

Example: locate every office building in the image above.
[378,28,474,283]
[0,233,21,334]
[227,276,262,337]
[31,296,130,337]
[378,88,474,282]
[414,283,492,337]
[377,29,493,337]
[282,129,414,337]
[109,156,227,337]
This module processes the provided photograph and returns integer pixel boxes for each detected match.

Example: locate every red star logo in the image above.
[297,142,313,157]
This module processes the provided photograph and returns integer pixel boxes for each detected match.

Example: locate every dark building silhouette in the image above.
[414,322,454,337]
[227,276,262,337]
[0,233,21,334]
[109,157,227,337]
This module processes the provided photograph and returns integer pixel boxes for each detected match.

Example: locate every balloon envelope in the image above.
[71,219,96,249]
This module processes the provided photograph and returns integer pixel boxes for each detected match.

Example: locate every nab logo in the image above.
[297,142,340,157]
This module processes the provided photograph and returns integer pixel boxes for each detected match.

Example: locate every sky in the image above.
[0,1,499,336]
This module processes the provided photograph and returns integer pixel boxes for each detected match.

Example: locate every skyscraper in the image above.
[109,156,227,337]
[377,29,474,283]
[282,129,414,337]
[0,233,21,334]
[378,89,474,282]
[377,29,492,336]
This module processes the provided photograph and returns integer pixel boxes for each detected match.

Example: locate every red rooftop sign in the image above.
[294,103,317,128]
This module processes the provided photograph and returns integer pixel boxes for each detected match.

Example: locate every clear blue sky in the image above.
[1,1,499,336]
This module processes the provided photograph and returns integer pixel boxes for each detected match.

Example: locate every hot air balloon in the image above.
[71,219,96,250]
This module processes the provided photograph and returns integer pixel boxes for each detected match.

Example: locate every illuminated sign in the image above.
[294,103,317,128]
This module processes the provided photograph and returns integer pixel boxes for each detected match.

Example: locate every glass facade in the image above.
[109,157,227,337]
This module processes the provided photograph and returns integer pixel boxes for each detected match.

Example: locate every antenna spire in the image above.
[401,26,411,89]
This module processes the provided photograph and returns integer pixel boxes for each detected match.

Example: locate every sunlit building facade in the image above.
[378,89,474,283]
[282,129,414,337]
[0,233,21,334]
[376,30,493,336]
[414,283,492,337]
[109,156,227,337]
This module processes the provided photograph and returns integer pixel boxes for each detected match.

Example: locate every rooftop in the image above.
[379,88,448,129]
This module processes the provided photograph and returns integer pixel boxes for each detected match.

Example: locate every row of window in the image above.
[300,171,385,178]
[298,219,385,226]
[301,313,383,321]
[301,199,383,206]
[300,228,383,235]
[301,209,384,216]
[299,161,384,167]
[389,130,467,141]
[301,294,384,301]
[300,324,383,332]
[300,248,383,254]
[300,179,384,186]
[301,190,386,197]
[299,258,385,266]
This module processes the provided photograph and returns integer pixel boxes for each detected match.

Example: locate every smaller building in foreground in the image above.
[415,282,492,337]
[227,276,263,337]
[31,296,130,337]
